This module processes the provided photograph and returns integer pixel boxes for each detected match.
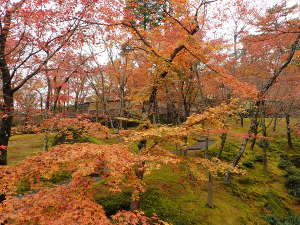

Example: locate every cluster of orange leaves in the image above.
[183,98,243,129]
[122,126,188,146]
[11,124,40,135]
[123,99,243,144]
[0,178,112,225]
[0,178,168,225]
[42,116,110,140]
[0,143,140,196]
[0,142,173,224]
[112,210,169,225]
[120,99,245,179]
[188,157,245,181]
[292,125,300,138]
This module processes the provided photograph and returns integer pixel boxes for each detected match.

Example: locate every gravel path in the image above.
[187,138,215,150]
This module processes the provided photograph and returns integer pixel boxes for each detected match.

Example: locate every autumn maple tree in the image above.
[0,0,103,165]
[0,143,171,224]
[0,0,300,224]
[120,99,245,208]
[226,3,300,178]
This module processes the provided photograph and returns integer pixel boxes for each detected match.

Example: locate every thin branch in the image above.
[261,33,300,96]
[12,19,81,93]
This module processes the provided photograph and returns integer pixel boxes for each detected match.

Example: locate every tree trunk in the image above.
[250,111,260,151]
[98,73,114,128]
[53,88,60,112]
[226,33,300,181]
[286,114,293,149]
[164,83,179,124]
[204,136,209,159]
[262,115,268,172]
[273,116,277,132]
[204,135,214,208]
[95,100,99,122]
[0,21,15,165]
[74,94,79,112]
[250,136,257,151]
[250,116,259,151]
[218,133,227,159]
[137,139,147,153]
[40,94,43,111]
[240,114,244,127]
[0,91,13,165]
[226,101,261,183]
[43,134,49,152]
[233,112,259,167]
[183,99,190,121]
[225,137,249,183]
[130,198,140,211]
[0,193,5,203]
[207,172,214,208]
[45,75,52,111]
[153,95,159,124]
[148,86,159,124]
[233,136,248,165]
[118,86,125,129]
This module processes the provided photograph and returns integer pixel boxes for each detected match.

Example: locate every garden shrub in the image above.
[288,188,300,198]
[95,191,132,216]
[253,155,264,162]
[42,116,109,146]
[242,160,255,169]
[285,175,300,198]
[40,170,72,185]
[140,188,199,225]
[285,175,300,190]
[11,124,40,135]
[285,167,300,176]
[278,159,293,170]
[238,177,256,185]
[219,142,239,162]
[48,171,72,184]
[290,155,300,168]
[16,179,31,195]
[265,215,300,225]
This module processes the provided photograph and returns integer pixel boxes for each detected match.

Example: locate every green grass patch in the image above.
[141,163,269,225]
[8,134,44,165]
[16,178,31,195]
[41,170,72,185]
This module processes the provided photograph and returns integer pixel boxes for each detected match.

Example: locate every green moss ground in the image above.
[7,134,120,166]
[8,134,44,166]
